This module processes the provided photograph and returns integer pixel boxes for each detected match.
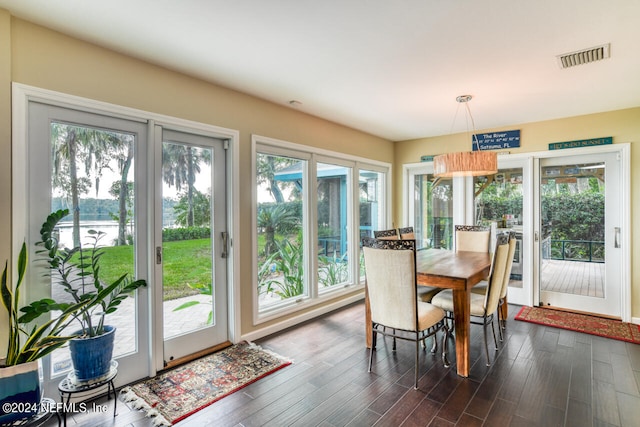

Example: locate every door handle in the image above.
[614,227,621,248]
[156,246,162,264]
[221,232,229,258]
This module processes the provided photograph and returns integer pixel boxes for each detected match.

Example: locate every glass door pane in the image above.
[474,167,524,291]
[160,130,227,362]
[538,152,621,317]
[413,174,453,250]
[28,102,149,397]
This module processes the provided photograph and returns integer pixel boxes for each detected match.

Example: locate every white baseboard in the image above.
[241,294,364,343]
[631,316,640,325]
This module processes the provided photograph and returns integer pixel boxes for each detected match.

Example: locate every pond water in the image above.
[57,221,123,248]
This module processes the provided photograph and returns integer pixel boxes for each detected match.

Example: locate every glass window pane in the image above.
[256,153,306,310]
[49,122,138,376]
[317,162,351,290]
[359,169,384,279]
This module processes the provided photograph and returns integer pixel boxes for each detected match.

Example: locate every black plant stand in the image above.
[57,364,117,427]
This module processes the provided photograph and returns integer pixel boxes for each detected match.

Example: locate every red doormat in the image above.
[121,341,291,425]
[515,306,640,344]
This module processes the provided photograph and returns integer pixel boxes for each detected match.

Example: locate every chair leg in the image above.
[490,317,499,350]
[368,329,376,373]
[483,321,491,366]
[414,339,420,389]
[441,325,450,368]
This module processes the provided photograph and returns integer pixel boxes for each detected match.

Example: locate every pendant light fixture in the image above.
[433,95,497,178]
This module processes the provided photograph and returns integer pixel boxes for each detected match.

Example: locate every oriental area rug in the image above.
[515,306,640,344]
[121,341,291,426]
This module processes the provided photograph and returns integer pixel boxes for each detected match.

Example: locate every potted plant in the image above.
[36,209,147,382]
[1,209,147,421]
[1,243,91,423]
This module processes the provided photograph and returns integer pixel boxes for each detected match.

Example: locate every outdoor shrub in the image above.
[162,226,211,242]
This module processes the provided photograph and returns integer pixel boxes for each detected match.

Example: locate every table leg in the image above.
[451,287,471,377]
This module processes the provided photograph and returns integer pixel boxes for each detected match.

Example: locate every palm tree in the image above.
[51,123,135,247]
[51,124,102,247]
[162,143,212,227]
[257,205,299,256]
[256,154,298,204]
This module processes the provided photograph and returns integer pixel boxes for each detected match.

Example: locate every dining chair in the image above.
[455,225,491,253]
[431,233,510,366]
[398,226,415,239]
[373,228,399,240]
[362,237,450,389]
[397,226,443,302]
[471,232,517,340]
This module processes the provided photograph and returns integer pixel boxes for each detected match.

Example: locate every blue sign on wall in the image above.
[472,130,520,151]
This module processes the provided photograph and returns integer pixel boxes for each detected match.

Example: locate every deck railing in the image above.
[549,239,604,263]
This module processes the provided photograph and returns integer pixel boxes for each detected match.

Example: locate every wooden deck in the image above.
[541,259,605,297]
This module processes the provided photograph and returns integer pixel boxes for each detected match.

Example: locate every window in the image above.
[253,136,389,319]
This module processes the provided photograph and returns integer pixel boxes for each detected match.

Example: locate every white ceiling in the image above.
[1,0,639,141]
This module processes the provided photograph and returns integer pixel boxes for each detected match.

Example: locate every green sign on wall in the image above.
[549,137,612,150]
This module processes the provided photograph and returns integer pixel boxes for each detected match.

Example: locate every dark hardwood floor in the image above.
[43,301,640,426]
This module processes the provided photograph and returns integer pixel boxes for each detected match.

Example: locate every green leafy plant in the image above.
[1,243,91,366]
[318,251,348,287]
[259,236,304,299]
[172,282,213,325]
[33,209,147,337]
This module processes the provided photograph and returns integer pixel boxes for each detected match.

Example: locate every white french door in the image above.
[156,128,228,366]
[472,155,533,307]
[536,150,624,318]
[26,102,151,397]
[21,91,233,398]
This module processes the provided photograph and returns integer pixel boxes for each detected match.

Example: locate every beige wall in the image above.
[0,10,11,349]
[0,15,393,346]
[394,108,640,318]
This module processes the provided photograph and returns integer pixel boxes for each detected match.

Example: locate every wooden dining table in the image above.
[365,248,492,377]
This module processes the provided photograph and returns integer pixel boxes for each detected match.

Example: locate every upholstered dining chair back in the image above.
[362,237,450,388]
[373,228,399,240]
[455,225,491,253]
[362,238,417,331]
[484,234,510,315]
[398,226,415,240]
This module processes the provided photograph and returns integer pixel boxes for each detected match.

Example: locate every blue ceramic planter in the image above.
[69,325,116,382]
[0,360,41,423]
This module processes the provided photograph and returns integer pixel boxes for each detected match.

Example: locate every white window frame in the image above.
[252,134,391,324]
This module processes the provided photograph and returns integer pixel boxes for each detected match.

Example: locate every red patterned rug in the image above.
[515,306,640,344]
[121,341,291,425]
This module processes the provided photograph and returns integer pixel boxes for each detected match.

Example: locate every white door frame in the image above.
[11,83,240,385]
[533,144,630,321]
[402,144,630,322]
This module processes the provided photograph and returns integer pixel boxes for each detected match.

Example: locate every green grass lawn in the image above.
[96,235,269,301]
[97,238,213,301]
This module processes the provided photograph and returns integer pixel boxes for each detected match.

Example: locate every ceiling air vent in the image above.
[557,43,610,69]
